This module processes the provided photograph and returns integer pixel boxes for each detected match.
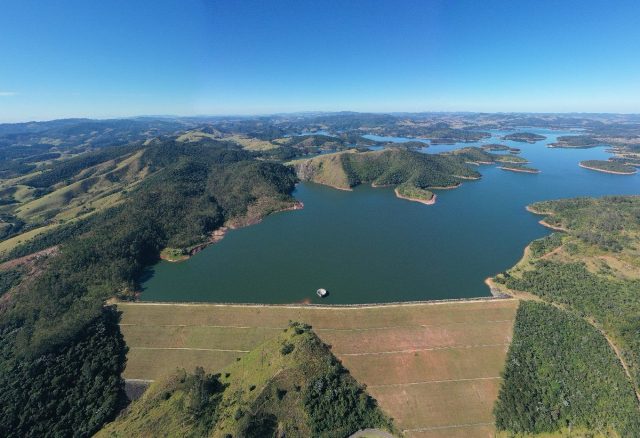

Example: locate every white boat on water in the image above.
[316,288,328,298]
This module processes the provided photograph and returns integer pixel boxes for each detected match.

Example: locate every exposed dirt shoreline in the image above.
[160,201,305,262]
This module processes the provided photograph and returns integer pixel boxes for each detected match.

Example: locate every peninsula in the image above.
[291,147,496,204]
[579,159,638,174]
[498,162,540,173]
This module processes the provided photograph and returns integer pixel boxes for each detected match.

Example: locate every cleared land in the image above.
[118,299,518,437]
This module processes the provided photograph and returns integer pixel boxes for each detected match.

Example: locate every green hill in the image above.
[292,148,491,203]
[98,322,393,438]
[491,196,640,436]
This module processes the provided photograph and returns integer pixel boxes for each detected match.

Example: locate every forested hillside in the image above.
[0,137,299,435]
[495,301,640,436]
[293,148,493,203]
[492,196,640,436]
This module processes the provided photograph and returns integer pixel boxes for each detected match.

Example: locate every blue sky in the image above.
[1,0,639,121]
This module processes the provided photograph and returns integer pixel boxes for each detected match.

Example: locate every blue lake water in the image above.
[142,129,639,304]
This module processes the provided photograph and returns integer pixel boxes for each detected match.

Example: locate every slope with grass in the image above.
[292,148,490,203]
[98,322,393,438]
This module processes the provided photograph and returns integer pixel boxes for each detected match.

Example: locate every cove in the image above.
[141,129,640,304]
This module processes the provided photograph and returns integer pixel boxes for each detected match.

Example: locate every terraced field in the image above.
[118,298,518,437]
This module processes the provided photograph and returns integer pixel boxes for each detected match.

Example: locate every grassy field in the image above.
[117,299,518,437]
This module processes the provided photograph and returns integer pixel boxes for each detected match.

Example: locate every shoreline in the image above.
[524,205,568,231]
[484,277,513,298]
[394,188,436,205]
[453,174,481,180]
[465,160,493,166]
[578,162,637,175]
[160,200,305,263]
[538,219,568,232]
[429,183,461,190]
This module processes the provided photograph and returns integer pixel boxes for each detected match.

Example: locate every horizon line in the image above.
[3,109,640,124]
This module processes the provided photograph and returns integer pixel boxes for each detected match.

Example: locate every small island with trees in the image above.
[549,135,601,148]
[579,159,637,174]
[498,162,541,174]
[481,143,521,154]
[502,132,547,143]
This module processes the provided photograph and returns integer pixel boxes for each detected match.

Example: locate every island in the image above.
[498,162,540,173]
[481,143,521,154]
[579,159,637,174]
[502,132,547,143]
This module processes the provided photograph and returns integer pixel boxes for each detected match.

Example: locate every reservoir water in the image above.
[142,129,639,304]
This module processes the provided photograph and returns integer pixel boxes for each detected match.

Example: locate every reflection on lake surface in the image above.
[142,129,640,304]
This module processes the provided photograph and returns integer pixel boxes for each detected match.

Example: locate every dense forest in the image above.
[0,138,299,435]
[495,301,640,436]
[494,196,640,436]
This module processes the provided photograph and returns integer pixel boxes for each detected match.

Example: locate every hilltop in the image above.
[292,148,495,204]
[98,322,393,437]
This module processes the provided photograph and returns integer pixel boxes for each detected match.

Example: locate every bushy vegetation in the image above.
[503,260,640,387]
[528,232,563,258]
[304,363,389,437]
[529,196,640,252]
[0,267,23,296]
[495,301,640,436]
[395,183,434,202]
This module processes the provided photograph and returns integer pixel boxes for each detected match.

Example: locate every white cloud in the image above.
[0,91,17,96]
